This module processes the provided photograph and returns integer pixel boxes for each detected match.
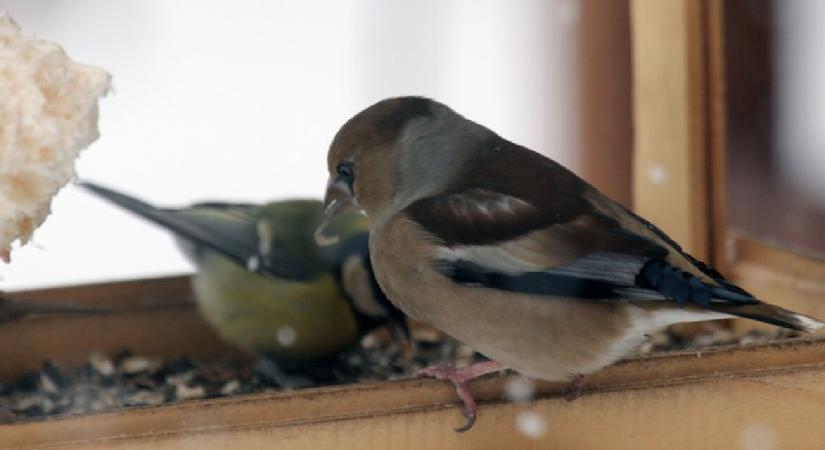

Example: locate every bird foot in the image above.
[415,360,504,432]
[564,373,587,401]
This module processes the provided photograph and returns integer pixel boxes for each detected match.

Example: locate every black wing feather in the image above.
[439,258,759,309]
[79,181,317,280]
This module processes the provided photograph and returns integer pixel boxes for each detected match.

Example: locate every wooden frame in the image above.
[2,300,824,450]
[3,272,825,449]
[631,0,825,326]
[578,0,633,208]
[0,276,245,380]
[728,234,825,332]
[630,0,718,263]
[4,2,825,448]
[630,0,729,270]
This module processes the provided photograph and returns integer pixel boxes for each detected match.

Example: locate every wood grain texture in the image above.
[728,235,825,334]
[631,0,710,261]
[3,337,825,449]
[706,0,730,273]
[577,0,633,208]
[0,276,246,380]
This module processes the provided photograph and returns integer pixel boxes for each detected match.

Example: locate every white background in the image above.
[0,0,581,290]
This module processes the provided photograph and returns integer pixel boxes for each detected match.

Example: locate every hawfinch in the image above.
[320,96,824,430]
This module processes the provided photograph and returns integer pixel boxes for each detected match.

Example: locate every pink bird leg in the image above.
[416,360,505,432]
[565,373,588,401]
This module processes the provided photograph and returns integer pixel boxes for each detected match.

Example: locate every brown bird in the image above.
[319,96,824,431]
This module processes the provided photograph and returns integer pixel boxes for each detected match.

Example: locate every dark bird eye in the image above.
[336,162,355,184]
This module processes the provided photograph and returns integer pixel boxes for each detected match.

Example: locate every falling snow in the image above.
[277,326,298,347]
[740,423,777,450]
[516,410,547,439]
[648,164,668,185]
[246,255,260,272]
[504,376,535,402]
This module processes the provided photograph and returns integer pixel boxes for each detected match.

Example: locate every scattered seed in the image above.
[175,384,206,401]
[220,380,241,396]
[124,390,165,406]
[119,357,159,375]
[88,352,115,377]
[0,325,796,423]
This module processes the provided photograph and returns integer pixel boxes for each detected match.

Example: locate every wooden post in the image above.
[578,0,633,208]
[630,0,725,264]
[706,0,729,273]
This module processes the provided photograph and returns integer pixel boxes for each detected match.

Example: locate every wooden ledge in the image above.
[1,276,245,380]
[4,337,825,449]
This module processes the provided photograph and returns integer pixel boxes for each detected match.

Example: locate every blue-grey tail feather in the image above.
[79,181,252,271]
[441,258,823,332]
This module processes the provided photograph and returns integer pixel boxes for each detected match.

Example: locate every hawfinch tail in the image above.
[320,96,823,431]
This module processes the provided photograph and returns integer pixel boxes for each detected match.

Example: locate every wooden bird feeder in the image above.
[3,1,825,448]
[3,276,825,450]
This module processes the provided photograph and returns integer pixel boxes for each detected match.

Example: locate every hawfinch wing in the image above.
[405,187,757,309]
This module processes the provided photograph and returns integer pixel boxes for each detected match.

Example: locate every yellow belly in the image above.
[192,254,359,363]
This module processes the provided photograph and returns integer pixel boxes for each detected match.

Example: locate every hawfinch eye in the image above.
[336,162,355,185]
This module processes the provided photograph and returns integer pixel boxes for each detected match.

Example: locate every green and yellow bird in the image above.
[80,182,407,383]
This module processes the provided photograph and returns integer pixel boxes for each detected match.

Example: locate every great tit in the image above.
[80,182,407,385]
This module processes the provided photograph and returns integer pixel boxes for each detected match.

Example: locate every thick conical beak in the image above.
[322,178,358,218]
[315,178,360,246]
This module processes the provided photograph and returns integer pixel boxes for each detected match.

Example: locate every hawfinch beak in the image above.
[315,178,360,246]
[322,178,359,217]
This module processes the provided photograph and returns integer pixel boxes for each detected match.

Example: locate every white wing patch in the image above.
[431,189,650,288]
[256,220,272,257]
[436,245,542,274]
[444,189,532,219]
[433,189,544,273]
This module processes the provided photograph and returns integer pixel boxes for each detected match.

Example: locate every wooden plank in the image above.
[577,0,633,208]
[3,338,825,449]
[7,275,194,307]
[0,276,245,380]
[631,0,710,260]
[706,0,730,273]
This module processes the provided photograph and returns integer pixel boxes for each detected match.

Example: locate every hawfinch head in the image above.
[322,96,493,225]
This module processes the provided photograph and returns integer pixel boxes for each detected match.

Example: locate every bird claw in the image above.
[564,373,587,401]
[414,360,504,432]
[414,364,454,380]
[455,409,477,433]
